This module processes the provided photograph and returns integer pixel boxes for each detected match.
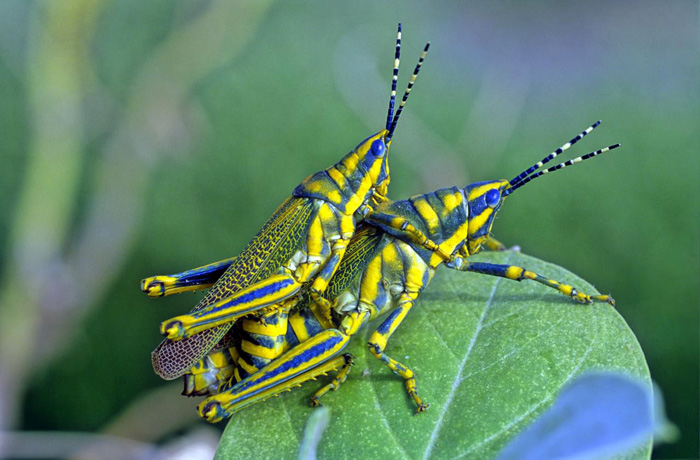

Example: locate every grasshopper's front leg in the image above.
[366,211,454,262]
[141,256,237,297]
[448,258,615,305]
[199,329,352,423]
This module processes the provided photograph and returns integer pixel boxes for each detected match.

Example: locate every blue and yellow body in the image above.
[167,123,620,422]
[141,25,431,384]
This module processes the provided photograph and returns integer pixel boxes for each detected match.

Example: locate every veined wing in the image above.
[324,223,385,300]
[153,196,315,379]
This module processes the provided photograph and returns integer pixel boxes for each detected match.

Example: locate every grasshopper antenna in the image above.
[503,143,621,196]
[509,121,602,187]
[387,41,430,142]
[385,23,402,133]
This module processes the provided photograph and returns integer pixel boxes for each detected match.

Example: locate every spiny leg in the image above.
[311,354,354,406]
[141,256,238,297]
[199,329,350,422]
[462,261,615,305]
[368,293,428,412]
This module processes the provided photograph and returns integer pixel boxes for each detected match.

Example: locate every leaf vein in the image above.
[456,305,602,458]
[462,316,566,381]
[424,312,459,360]
[421,252,512,459]
[362,324,411,459]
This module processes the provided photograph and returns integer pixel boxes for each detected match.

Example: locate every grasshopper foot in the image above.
[414,402,430,414]
[570,288,615,307]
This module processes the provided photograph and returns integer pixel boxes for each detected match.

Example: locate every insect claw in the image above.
[413,403,430,414]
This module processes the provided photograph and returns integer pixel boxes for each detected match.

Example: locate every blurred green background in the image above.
[0,0,697,458]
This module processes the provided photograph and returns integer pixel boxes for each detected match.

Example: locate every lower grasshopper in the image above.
[141,25,433,385]
[166,123,620,422]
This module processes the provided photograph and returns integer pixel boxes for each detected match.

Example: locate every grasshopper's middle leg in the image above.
[367,292,429,412]
[141,256,237,297]
[367,212,454,262]
[198,329,351,423]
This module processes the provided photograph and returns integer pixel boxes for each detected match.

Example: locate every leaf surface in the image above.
[215,251,650,459]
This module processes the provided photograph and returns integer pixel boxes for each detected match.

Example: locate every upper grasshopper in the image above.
[180,122,620,422]
[141,24,432,381]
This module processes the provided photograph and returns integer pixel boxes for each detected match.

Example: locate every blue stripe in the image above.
[376,308,402,335]
[233,334,344,394]
[194,278,295,317]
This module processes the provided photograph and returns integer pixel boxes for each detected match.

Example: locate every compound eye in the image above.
[485,189,500,208]
[370,139,386,157]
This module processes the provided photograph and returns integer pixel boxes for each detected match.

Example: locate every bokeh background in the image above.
[0,1,697,458]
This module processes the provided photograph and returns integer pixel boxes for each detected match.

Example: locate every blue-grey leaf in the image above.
[497,372,654,460]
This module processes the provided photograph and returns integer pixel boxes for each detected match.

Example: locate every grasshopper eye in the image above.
[370,139,386,157]
[485,189,500,208]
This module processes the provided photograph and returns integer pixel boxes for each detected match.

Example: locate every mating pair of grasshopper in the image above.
[141,25,618,423]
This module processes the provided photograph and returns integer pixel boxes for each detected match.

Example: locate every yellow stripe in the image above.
[505,266,524,280]
[327,167,349,192]
[289,313,310,342]
[440,191,463,215]
[241,339,283,360]
[359,247,386,308]
[412,196,440,234]
[237,356,258,374]
[467,183,493,201]
[468,207,493,235]
[209,350,230,369]
[240,317,287,336]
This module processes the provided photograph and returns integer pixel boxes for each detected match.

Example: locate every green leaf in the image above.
[215,251,650,459]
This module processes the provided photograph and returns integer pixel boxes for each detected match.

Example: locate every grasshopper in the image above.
[181,122,620,422]
[141,25,433,382]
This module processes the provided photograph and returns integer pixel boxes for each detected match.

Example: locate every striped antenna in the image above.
[385,23,402,132]
[387,41,430,142]
[503,143,621,196]
[508,121,602,187]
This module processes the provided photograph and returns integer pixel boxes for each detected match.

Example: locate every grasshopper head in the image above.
[464,180,510,254]
[300,25,429,215]
[463,121,621,255]
[351,129,391,199]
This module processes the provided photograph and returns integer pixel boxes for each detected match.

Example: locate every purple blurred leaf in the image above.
[497,372,656,460]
